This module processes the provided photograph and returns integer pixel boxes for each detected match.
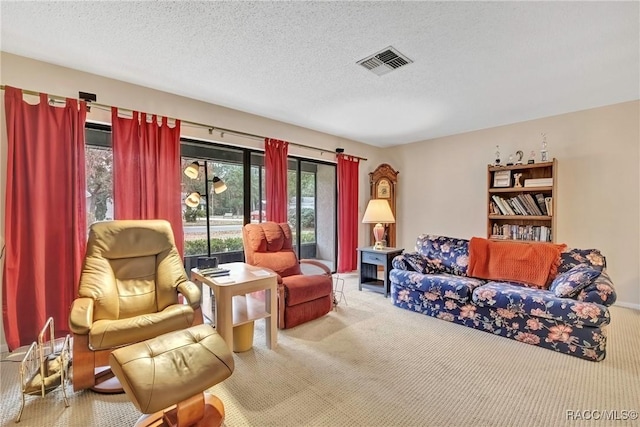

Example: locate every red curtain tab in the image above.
[337,154,359,273]
[2,86,87,350]
[111,108,184,255]
[265,138,289,223]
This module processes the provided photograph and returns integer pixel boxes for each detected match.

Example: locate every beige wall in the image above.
[385,101,640,309]
[1,53,638,350]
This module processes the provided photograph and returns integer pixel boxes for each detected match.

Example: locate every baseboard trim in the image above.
[615,301,640,311]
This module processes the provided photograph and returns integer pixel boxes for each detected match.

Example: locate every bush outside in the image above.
[185,232,315,256]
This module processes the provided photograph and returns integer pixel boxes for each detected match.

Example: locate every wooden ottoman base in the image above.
[135,393,225,427]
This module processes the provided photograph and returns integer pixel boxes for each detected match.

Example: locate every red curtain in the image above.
[3,86,87,350]
[337,154,359,273]
[265,138,289,223]
[111,108,184,255]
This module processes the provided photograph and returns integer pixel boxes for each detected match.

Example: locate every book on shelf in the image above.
[524,194,543,215]
[524,178,553,187]
[535,193,548,215]
[491,195,510,215]
[545,197,553,216]
[511,197,527,215]
[492,194,550,216]
[489,223,552,242]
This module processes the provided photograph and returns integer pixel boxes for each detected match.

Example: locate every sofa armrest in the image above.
[69,297,94,335]
[576,271,617,306]
[177,281,201,310]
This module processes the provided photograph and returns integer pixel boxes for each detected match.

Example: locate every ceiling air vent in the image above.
[357,46,413,76]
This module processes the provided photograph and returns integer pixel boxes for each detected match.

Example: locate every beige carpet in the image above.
[2,273,639,427]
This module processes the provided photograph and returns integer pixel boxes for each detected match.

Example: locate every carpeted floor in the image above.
[2,273,639,427]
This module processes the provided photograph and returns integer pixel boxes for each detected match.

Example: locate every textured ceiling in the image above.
[1,1,638,147]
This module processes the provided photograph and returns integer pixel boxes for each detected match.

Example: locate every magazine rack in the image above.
[15,317,71,423]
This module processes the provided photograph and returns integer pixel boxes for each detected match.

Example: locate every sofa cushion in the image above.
[550,264,602,298]
[389,269,484,302]
[393,252,428,273]
[575,272,617,306]
[472,282,610,327]
[415,235,469,276]
[558,248,606,274]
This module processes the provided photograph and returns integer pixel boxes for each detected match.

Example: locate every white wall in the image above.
[385,101,640,309]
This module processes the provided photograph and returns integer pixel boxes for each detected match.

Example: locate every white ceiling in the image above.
[1,1,638,147]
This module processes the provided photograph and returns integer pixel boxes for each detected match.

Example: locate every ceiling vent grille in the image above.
[357,46,413,76]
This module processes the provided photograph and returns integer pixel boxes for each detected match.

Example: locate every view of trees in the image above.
[86,146,113,224]
[182,158,317,221]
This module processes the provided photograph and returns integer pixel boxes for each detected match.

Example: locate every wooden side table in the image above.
[357,246,403,297]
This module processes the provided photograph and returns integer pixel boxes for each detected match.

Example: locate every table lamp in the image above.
[362,199,395,250]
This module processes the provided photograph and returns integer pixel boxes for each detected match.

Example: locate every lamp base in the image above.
[373,240,385,250]
[372,223,386,250]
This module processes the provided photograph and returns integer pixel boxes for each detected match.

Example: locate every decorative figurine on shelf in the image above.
[494,145,501,166]
[540,133,548,162]
[515,150,524,164]
[513,173,523,187]
[528,150,536,164]
[506,154,514,166]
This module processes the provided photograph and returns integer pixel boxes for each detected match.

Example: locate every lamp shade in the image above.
[362,199,395,224]
[184,161,200,179]
[184,192,201,208]
[362,199,395,250]
[212,177,227,194]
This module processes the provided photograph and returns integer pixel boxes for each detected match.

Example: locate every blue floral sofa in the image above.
[389,235,616,361]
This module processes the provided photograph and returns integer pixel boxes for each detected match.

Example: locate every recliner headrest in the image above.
[87,219,175,259]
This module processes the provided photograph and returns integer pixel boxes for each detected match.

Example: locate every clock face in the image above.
[377,178,391,199]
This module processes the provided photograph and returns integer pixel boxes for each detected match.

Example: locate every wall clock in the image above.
[377,178,391,199]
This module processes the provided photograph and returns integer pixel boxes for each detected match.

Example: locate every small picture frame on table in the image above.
[493,170,512,188]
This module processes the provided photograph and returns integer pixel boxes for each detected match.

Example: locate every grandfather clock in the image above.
[368,163,399,248]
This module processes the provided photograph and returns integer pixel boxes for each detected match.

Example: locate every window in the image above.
[85,125,337,272]
[85,125,113,230]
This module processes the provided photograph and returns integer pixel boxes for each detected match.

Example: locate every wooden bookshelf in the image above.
[487,159,557,242]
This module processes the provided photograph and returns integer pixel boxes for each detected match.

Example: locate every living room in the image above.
[1,2,639,426]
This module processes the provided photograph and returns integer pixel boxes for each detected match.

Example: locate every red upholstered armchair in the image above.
[242,222,333,329]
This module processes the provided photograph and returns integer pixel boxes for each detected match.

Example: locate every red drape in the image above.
[111,108,184,255]
[265,138,289,223]
[3,86,87,350]
[337,154,359,273]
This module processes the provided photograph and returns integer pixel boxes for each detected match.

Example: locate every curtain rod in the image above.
[0,85,368,161]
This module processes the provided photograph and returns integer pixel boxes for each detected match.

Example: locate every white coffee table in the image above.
[191,262,278,351]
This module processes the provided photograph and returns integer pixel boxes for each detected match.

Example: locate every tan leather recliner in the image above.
[69,219,203,392]
[242,222,333,329]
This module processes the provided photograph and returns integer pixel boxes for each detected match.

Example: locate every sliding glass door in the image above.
[86,125,337,271]
[250,154,336,271]
[181,142,245,270]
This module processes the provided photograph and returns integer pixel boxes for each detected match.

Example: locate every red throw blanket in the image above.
[467,237,566,289]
